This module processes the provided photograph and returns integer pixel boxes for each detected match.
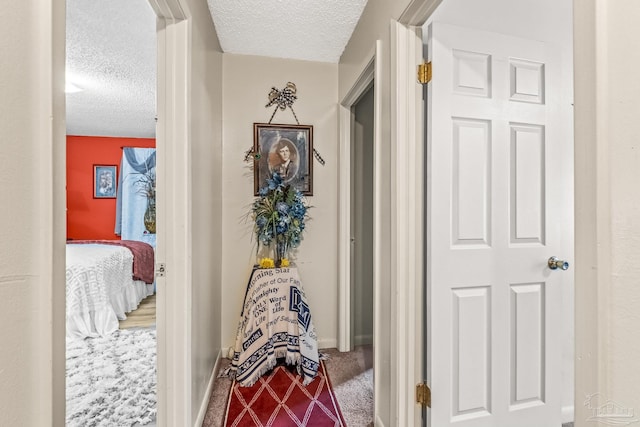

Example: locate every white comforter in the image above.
[66,244,154,340]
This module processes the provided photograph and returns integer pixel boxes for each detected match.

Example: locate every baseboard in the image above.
[194,349,222,427]
[222,346,234,359]
[318,338,337,350]
[354,334,373,347]
[375,415,385,427]
[562,405,574,424]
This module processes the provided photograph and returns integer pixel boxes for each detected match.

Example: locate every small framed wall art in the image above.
[93,165,117,198]
[253,123,313,196]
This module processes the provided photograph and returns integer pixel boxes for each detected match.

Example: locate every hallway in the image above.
[202,346,373,426]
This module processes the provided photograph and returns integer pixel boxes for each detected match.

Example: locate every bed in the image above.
[66,240,155,340]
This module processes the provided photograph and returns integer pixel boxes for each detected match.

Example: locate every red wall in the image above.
[66,135,156,240]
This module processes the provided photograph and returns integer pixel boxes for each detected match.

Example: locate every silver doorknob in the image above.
[548,256,569,271]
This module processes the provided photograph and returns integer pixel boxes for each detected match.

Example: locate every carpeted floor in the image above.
[202,346,373,427]
[201,345,576,427]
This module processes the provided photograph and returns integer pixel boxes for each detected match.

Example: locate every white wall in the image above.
[0,0,66,425]
[427,0,575,421]
[221,54,339,350]
[182,0,224,422]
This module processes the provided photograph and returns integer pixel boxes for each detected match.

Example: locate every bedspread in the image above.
[66,244,154,340]
[68,239,155,284]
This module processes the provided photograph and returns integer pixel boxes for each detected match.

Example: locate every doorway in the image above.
[351,84,375,350]
[65,0,159,424]
[421,1,574,426]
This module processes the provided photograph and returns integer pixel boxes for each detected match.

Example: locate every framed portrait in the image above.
[253,123,313,196]
[93,165,117,199]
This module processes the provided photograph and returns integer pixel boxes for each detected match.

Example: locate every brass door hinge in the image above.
[417,61,432,84]
[416,382,431,407]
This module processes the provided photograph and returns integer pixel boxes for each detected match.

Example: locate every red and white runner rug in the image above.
[224,361,347,427]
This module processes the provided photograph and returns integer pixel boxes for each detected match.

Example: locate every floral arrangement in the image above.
[252,172,310,267]
[135,169,156,202]
[134,168,156,234]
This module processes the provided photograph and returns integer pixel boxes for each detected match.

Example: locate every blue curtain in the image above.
[114,147,157,247]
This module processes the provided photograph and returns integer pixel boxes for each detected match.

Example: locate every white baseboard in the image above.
[375,415,384,427]
[222,346,234,359]
[318,338,337,350]
[354,334,373,347]
[562,405,574,424]
[194,349,222,427]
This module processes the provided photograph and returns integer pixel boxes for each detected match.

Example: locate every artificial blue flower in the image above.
[276,201,289,214]
[291,203,306,219]
[252,171,309,256]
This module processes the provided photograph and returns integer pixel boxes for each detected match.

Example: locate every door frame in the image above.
[338,41,385,424]
[396,1,587,427]
[389,21,425,426]
[338,21,425,426]
[58,0,192,424]
[146,0,191,425]
[338,51,375,353]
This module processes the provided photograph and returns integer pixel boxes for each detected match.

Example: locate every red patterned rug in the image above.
[224,361,347,427]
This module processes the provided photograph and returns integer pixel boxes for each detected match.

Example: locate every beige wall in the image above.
[221,54,339,349]
[339,0,414,98]
[603,0,640,412]
[182,0,224,422]
[0,0,66,425]
[574,1,640,425]
[339,2,416,425]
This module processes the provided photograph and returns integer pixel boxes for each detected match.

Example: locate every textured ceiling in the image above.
[65,0,367,138]
[207,0,368,63]
[66,0,156,138]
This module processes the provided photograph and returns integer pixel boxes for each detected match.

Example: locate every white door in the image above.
[427,22,571,427]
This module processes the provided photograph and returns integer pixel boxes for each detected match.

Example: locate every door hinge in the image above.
[416,382,431,407]
[156,263,166,277]
[417,61,432,84]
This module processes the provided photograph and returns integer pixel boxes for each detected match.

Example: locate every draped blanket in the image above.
[66,244,154,340]
[228,267,320,387]
[68,240,155,284]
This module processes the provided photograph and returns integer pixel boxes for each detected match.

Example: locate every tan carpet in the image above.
[201,348,572,427]
[202,346,373,427]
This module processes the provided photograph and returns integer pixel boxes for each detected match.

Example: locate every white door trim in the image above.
[389,21,424,427]
[389,2,442,425]
[147,1,191,425]
[399,0,443,25]
[338,52,375,352]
